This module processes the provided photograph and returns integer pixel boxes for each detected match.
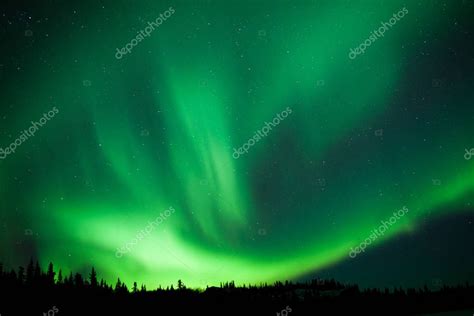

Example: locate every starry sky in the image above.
[0,0,473,289]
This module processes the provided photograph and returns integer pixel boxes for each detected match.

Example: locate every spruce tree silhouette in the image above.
[89,267,98,288]
[0,260,473,315]
[47,262,55,284]
[57,269,63,284]
[74,273,84,287]
[26,258,34,284]
[17,266,25,285]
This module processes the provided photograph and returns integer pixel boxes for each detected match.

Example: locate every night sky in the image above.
[0,0,473,290]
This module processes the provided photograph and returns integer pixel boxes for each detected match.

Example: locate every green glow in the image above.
[1,0,473,289]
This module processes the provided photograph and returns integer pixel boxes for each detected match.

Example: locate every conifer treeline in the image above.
[1,259,474,315]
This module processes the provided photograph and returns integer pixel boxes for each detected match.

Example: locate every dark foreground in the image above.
[0,261,473,315]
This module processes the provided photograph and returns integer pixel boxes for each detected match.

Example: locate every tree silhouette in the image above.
[115,278,122,292]
[26,258,34,284]
[17,266,25,285]
[65,272,73,287]
[34,261,41,281]
[57,269,63,284]
[74,273,84,287]
[89,267,98,288]
[47,262,55,284]
[177,279,185,290]
[0,259,472,315]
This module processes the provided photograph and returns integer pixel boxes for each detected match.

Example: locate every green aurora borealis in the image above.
[1,0,473,289]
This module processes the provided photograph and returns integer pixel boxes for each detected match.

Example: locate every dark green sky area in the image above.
[0,0,473,289]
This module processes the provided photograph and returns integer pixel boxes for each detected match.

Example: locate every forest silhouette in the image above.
[0,259,473,315]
